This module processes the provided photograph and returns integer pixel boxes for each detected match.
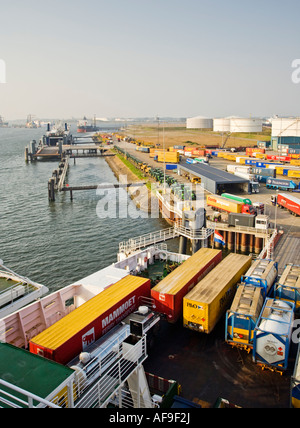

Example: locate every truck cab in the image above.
[242,204,256,215]
[255,215,270,230]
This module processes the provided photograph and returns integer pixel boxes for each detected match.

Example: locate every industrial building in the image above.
[186,116,213,130]
[271,117,300,152]
[213,117,263,134]
[178,161,249,194]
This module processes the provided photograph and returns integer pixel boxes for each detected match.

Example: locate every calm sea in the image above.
[0,125,175,291]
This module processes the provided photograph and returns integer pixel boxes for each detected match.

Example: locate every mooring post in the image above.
[48,178,55,202]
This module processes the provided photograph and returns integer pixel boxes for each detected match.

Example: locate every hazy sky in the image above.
[1,0,300,120]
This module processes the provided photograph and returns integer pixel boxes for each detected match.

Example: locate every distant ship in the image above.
[77,116,100,133]
[0,116,8,127]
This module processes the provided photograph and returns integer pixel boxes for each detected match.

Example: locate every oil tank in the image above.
[229,118,263,133]
[213,118,231,133]
[272,117,300,137]
[253,298,295,372]
[186,116,213,130]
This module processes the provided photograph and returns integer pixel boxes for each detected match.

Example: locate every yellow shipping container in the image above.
[183,254,252,334]
[275,166,285,175]
[288,169,300,178]
[291,160,300,166]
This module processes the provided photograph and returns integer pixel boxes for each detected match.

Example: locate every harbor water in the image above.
[0,126,173,291]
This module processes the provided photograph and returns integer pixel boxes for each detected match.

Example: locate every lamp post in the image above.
[235,219,239,253]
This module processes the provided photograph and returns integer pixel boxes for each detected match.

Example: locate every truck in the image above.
[207,195,256,215]
[266,177,297,191]
[252,167,276,183]
[228,213,270,230]
[273,193,300,217]
[234,171,260,194]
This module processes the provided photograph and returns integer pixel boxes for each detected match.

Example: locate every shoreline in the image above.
[105,150,156,214]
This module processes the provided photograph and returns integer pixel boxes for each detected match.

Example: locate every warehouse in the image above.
[178,161,249,194]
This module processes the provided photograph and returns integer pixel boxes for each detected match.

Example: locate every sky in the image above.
[1,0,300,120]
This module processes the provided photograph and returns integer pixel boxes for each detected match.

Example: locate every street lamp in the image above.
[235,219,239,253]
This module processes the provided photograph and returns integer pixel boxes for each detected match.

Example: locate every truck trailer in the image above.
[274,264,300,311]
[183,254,252,334]
[266,178,297,191]
[151,248,222,323]
[276,193,300,217]
[206,195,256,215]
[29,276,151,365]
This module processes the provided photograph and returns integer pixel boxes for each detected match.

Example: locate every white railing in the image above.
[119,228,179,254]
[206,220,274,237]
[174,225,215,241]
[74,335,148,408]
[0,380,60,409]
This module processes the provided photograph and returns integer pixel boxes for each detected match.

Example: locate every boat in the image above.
[0,116,8,127]
[77,117,100,133]
[0,260,49,319]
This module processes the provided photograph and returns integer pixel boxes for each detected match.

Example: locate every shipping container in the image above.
[253,299,295,372]
[226,285,264,350]
[29,276,151,365]
[241,259,278,298]
[183,254,252,334]
[275,264,300,310]
[288,170,300,179]
[228,213,256,228]
[151,248,222,323]
[267,155,291,162]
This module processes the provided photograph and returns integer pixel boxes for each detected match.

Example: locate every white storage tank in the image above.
[272,117,300,137]
[229,118,263,133]
[213,118,231,132]
[186,116,213,130]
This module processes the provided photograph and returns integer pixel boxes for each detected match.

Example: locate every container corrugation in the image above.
[151,248,222,323]
[183,254,252,334]
[226,285,264,348]
[29,276,151,365]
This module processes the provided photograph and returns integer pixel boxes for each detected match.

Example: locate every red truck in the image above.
[274,193,300,217]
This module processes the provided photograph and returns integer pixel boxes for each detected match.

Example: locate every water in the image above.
[0,126,173,291]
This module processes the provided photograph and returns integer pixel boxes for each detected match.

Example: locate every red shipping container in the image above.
[192,149,206,157]
[151,249,222,323]
[29,276,151,365]
[267,155,291,162]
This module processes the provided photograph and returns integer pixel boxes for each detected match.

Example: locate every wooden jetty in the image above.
[48,155,145,202]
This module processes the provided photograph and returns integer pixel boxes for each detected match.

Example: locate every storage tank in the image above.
[213,118,231,133]
[186,116,213,130]
[272,117,300,137]
[253,298,295,372]
[229,118,263,133]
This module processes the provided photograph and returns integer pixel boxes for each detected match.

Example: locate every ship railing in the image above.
[74,334,148,408]
[119,227,179,255]
[206,221,275,237]
[174,224,215,241]
[0,379,60,409]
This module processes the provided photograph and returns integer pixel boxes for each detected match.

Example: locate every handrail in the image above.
[0,380,60,409]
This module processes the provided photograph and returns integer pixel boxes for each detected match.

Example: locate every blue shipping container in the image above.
[166,164,177,170]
